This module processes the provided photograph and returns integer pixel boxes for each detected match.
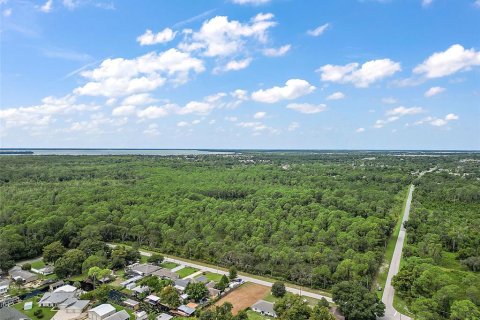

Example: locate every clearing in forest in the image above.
[214,282,270,315]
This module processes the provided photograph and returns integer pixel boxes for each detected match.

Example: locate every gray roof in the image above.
[89,304,116,317]
[195,276,208,283]
[123,298,139,306]
[66,300,90,310]
[103,310,130,320]
[156,313,173,320]
[130,263,161,275]
[152,269,179,280]
[178,305,195,315]
[0,307,31,320]
[174,279,190,288]
[252,300,276,316]
[9,269,37,282]
[39,292,75,304]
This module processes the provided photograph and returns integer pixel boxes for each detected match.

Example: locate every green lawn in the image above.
[246,310,274,320]
[140,255,148,263]
[30,260,46,269]
[263,291,319,307]
[13,297,57,320]
[176,266,198,278]
[69,272,88,281]
[160,261,178,269]
[203,272,223,282]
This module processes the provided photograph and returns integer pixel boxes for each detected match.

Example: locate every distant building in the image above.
[251,300,277,318]
[49,280,65,291]
[152,269,179,280]
[174,279,190,292]
[88,304,116,320]
[32,265,54,276]
[145,295,160,305]
[177,304,195,317]
[0,280,10,295]
[156,314,173,320]
[103,310,130,320]
[134,310,148,320]
[123,298,140,310]
[129,263,161,276]
[8,267,38,283]
[39,291,76,307]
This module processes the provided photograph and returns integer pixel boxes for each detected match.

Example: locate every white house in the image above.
[88,304,116,320]
[0,280,9,295]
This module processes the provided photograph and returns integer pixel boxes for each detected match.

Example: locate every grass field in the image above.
[176,266,198,278]
[214,282,270,315]
[13,297,57,320]
[203,272,223,282]
[30,260,46,269]
[160,261,178,269]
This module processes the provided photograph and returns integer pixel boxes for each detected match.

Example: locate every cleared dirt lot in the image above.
[214,282,270,315]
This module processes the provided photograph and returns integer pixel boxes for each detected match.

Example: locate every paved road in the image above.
[109,244,332,303]
[380,184,414,320]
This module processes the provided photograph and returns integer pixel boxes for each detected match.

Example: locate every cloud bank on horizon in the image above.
[1,0,479,149]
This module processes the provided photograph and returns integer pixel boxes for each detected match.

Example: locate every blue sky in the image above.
[1,0,479,149]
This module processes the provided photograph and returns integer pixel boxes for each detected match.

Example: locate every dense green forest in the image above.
[0,152,478,309]
[393,159,480,319]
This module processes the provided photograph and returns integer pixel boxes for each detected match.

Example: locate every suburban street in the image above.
[109,244,333,303]
[380,184,414,320]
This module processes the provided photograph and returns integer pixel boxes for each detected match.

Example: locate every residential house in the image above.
[49,280,65,291]
[88,304,116,320]
[0,280,10,295]
[129,263,161,276]
[174,279,190,292]
[208,287,220,299]
[8,267,38,283]
[156,314,173,320]
[145,295,160,305]
[0,306,32,320]
[152,269,179,280]
[123,298,140,310]
[0,296,20,308]
[39,291,76,307]
[251,300,277,318]
[132,286,150,296]
[120,275,143,288]
[177,304,195,317]
[103,310,130,320]
[32,265,54,276]
[52,300,90,320]
[134,310,148,320]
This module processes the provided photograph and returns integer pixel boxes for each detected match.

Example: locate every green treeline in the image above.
[393,162,480,320]
[0,154,410,290]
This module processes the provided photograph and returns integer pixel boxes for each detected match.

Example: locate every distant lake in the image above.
[0,149,234,156]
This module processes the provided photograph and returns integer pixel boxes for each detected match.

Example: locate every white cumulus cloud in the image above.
[253,111,266,119]
[251,79,315,103]
[413,44,480,78]
[326,91,345,100]
[318,59,401,87]
[262,44,291,57]
[286,103,326,114]
[137,28,177,45]
[424,86,445,97]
